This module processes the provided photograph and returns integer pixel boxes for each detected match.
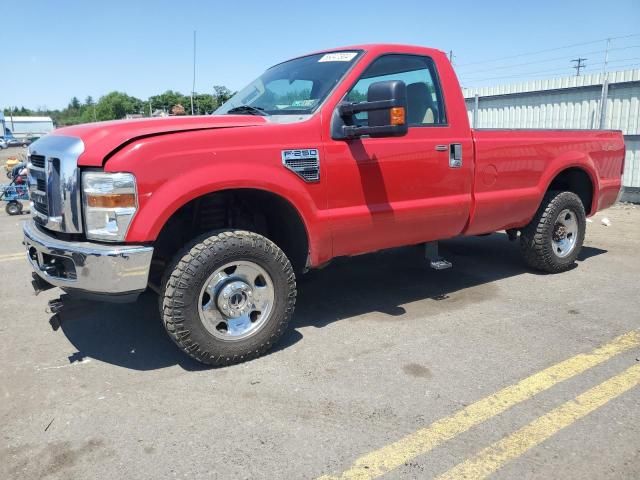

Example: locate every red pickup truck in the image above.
[24,44,624,365]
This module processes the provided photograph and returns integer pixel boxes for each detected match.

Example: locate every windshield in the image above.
[215,51,361,116]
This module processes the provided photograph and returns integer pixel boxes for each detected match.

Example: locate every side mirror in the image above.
[338,80,408,138]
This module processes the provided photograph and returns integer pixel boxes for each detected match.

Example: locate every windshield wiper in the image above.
[226,105,269,116]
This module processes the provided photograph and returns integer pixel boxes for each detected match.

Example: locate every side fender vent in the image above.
[282,149,320,182]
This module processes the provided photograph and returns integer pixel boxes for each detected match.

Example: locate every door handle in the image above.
[449,144,462,168]
[435,145,448,152]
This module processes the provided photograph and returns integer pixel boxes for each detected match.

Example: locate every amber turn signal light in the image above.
[390,107,406,126]
[86,193,136,208]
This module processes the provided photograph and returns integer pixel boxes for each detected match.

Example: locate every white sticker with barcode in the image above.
[318,52,358,62]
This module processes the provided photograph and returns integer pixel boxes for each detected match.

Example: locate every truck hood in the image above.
[51,115,268,166]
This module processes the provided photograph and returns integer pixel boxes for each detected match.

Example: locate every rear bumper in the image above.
[23,220,153,299]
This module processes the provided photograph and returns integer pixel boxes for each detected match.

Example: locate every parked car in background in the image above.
[7,138,30,147]
[0,138,7,149]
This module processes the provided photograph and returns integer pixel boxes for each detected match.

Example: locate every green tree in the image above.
[149,90,190,113]
[193,93,216,114]
[7,106,34,115]
[94,92,144,121]
[3,84,234,126]
[213,85,233,108]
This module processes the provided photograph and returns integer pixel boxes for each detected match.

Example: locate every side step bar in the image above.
[425,241,452,270]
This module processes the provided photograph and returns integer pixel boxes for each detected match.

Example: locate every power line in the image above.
[462,64,640,86]
[461,58,640,83]
[455,33,640,67]
[572,57,588,76]
[457,51,604,74]
[603,62,640,70]
[456,45,640,75]
[464,66,582,82]
[604,56,640,64]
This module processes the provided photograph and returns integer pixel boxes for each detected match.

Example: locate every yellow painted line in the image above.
[437,363,640,480]
[318,331,640,480]
[0,252,25,263]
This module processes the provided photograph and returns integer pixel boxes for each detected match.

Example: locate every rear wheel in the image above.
[519,191,586,273]
[160,230,296,366]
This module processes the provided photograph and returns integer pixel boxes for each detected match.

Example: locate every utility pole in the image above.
[448,50,455,65]
[571,57,587,76]
[191,30,196,115]
[598,38,612,130]
[601,38,612,75]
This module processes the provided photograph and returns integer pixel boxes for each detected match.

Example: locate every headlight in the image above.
[82,172,138,242]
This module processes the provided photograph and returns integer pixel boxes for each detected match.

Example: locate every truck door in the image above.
[323,54,474,257]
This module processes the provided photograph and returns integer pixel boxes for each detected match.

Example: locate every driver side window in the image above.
[346,54,445,127]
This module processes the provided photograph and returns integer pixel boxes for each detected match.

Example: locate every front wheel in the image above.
[519,191,586,273]
[160,230,296,366]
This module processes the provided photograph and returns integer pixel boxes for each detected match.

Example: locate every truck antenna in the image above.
[191,30,197,115]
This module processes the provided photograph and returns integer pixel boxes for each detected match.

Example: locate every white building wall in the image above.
[3,116,54,138]
[624,138,640,190]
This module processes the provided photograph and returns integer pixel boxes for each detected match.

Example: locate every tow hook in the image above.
[31,272,55,296]
[47,297,66,331]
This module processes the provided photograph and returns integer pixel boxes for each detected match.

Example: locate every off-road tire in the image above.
[519,191,586,273]
[160,230,296,366]
[5,202,21,216]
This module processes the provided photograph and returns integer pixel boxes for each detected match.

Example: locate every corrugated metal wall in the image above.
[624,138,640,190]
[469,88,602,129]
[464,69,640,198]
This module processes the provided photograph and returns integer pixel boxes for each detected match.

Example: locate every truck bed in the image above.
[465,129,625,236]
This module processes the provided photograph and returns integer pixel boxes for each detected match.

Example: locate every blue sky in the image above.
[2,0,639,110]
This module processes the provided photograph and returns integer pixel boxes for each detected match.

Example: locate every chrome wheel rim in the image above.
[551,209,578,258]
[198,261,275,341]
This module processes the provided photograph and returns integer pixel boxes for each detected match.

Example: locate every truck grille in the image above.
[27,136,84,234]
[32,193,49,216]
[30,154,46,169]
[28,155,50,220]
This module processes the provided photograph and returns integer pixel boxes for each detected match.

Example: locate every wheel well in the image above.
[547,168,594,215]
[151,189,309,283]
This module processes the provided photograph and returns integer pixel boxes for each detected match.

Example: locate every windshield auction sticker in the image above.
[318,52,358,62]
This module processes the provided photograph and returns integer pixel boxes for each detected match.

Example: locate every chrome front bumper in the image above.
[23,220,153,297]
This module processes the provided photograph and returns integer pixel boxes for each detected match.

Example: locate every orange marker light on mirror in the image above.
[390,107,406,126]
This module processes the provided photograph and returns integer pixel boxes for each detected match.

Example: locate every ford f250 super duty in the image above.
[23,44,625,365]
